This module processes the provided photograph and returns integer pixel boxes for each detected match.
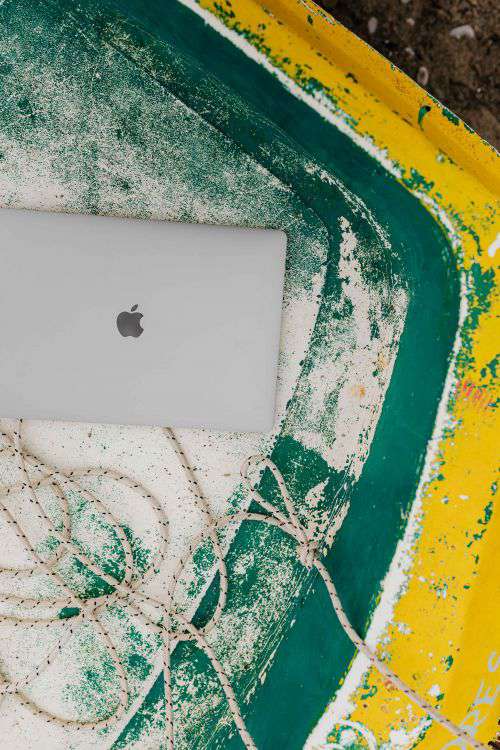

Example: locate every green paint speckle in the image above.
[418,104,431,127]
[481,354,498,381]
[478,500,493,526]
[442,106,460,126]
[457,262,495,373]
[403,167,434,192]
[58,606,81,619]
[360,673,378,700]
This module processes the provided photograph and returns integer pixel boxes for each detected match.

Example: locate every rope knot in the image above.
[242,455,318,573]
[296,539,316,571]
[0,424,487,750]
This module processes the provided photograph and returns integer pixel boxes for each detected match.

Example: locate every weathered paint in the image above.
[178,1,498,748]
[0,0,497,749]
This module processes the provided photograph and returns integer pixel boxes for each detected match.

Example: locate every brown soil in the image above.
[316,0,500,150]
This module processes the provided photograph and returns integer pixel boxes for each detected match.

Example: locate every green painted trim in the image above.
[93,2,459,747]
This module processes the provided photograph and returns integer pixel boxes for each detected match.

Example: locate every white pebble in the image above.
[450,24,475,40]
[406,17,415,26]
[417,66,429,86]
[405,46,415,58]
[368,17,378,34]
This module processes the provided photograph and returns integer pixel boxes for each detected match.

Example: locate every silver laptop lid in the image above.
[0,209,286,432]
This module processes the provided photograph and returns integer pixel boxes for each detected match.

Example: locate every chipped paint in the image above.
[0,0,497,749]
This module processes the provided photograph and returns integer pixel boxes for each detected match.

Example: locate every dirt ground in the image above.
[316,0,499,150]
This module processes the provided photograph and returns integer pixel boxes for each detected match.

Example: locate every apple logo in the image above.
[116,304,144,338]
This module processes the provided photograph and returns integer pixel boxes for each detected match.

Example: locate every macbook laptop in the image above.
[0,208,286,432]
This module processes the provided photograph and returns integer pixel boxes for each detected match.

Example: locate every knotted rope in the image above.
[0,421,486,749]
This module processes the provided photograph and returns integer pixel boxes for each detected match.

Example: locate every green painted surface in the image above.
[441,107,460,126]
[100,2,458,748]
[0,1,460,748]
[418,104,431,127]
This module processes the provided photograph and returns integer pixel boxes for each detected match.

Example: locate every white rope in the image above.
[0,421,486,749]
[240,456,489,750]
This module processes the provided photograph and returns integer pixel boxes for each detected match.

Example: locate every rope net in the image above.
[0,420,486,749]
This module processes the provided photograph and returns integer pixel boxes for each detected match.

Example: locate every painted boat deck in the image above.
[0,1,497,748]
